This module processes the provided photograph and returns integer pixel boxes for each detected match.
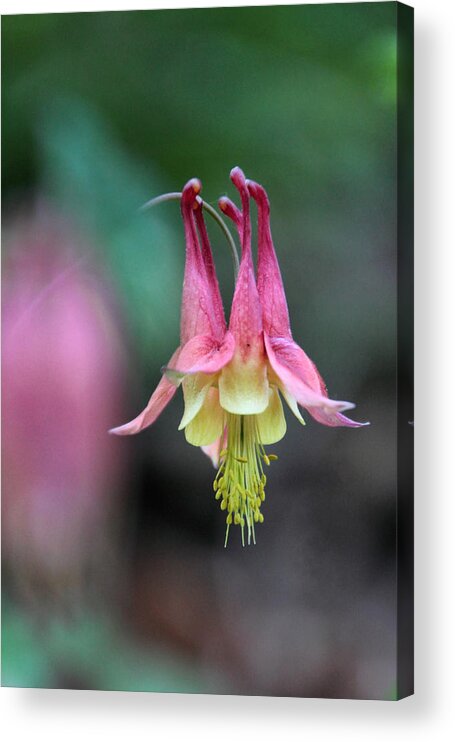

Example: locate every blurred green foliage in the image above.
[2,599,216,692]
[3,4,397,192]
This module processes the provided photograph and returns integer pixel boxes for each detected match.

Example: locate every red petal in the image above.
[227,167,264,357]
[308,408,369,428]
[193,200,226,342]
[164,331,235,377]
[109,347,181,435]
[247,179,292,338]
[265,334,368,427]
[180,179,221,344]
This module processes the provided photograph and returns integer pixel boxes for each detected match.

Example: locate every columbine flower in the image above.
[111,169,368,545]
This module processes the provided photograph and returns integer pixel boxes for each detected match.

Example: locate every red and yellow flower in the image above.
[110,168,368,545]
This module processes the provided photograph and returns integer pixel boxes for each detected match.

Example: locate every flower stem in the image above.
[140,191,240,277]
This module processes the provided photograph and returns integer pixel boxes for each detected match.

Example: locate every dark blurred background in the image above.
[2,3,398,699]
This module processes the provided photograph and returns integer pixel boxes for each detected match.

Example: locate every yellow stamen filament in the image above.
[213,413,277,547]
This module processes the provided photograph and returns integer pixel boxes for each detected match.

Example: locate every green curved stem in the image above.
[140,192,240,276]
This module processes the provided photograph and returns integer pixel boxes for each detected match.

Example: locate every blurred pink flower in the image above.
[2,207,124,584]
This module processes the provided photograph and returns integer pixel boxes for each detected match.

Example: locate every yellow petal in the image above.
[256,387,287,444]
[185,387,225,446]
[218,352,269,415]
[178,373,215,430]
[281,387,306,426]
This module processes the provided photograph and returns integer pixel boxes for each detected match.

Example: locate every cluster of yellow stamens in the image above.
[213,414,278,546]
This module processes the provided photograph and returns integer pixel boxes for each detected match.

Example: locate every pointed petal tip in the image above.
[317,400,371,427]
[327,400,371,426]
[201,442,222,468]
[108,423,136,436]
[327,412,370,428]
[336,400,356,412]
[343,418,370,428]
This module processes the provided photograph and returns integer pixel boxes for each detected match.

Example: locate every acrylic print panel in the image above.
[1,2,413,700]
